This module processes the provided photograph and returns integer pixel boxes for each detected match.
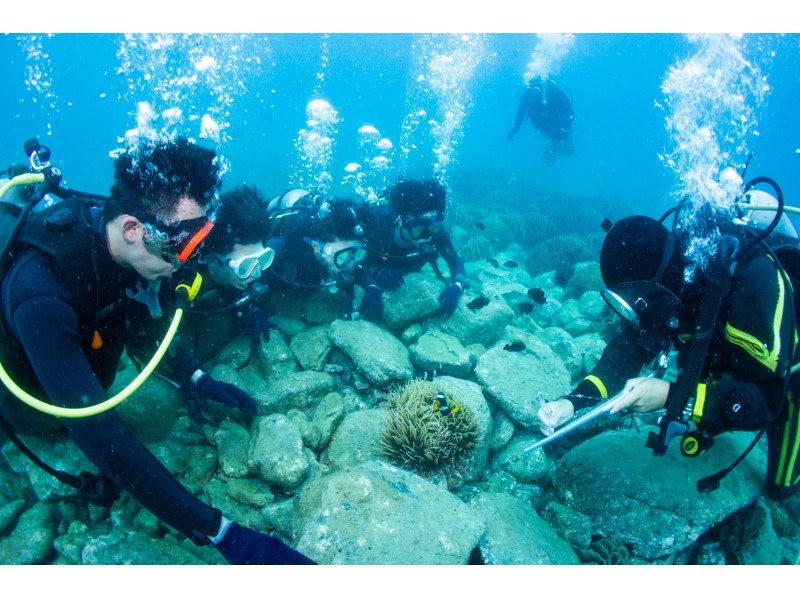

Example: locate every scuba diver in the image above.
[534,175,800,500]
[126,184,273,424]
[262,189,369,319]
[0,138,314,564]
[507,75,574,163]
[356,178,466,323]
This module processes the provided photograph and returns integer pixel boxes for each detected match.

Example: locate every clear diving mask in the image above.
[601,280,683,354]
[226,246,275,280]
[142,216,214,269]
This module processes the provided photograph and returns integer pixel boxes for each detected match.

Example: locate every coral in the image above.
[458,234,494,263]
[514,212,559,248]
[564,261,604,299]
[524,235,593,280]
[379,380,478,473]
[575,536,631,565]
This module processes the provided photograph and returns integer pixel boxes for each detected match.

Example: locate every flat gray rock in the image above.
[328,319,413,388]
[553,428,768,559]
[248,414,309,491]
[410,330,476,377]
[471,492,580,564]
[294,460,485,564]
[474,328,571,428]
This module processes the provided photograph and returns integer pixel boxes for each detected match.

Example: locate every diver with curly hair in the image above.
[0,138,314,564]
[356,178,466,323]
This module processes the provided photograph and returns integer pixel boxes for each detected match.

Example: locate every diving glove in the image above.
[435,281,463,317]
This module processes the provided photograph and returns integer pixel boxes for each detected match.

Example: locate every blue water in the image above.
[2,33,798,219]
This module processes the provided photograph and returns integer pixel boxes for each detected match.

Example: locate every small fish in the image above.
[518,301,534,315]
[432,392,458,415]
[504,260,518,268]
[475,221,486,231]
[503,341,527,352]
[487,258,499,267]
[527,288,546,305]
[467,296,490,311]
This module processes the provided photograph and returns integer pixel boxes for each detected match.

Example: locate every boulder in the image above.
[439,296,515,347]
[290,326,333,371]
[0,502,54,564]
[252,370,335,414]
[409,330,476,377]
[323,409,387,470]
[81,530,217,564]
[553,428,769,559]
[470,492,579,564]
[294,460,485,564]
[494,434,550,483]
[328,320,413,388]
[214,419,251,478]
[474,328,571,428]
[248,415,309,491]
[382,272,445,330]
[310,392,345,451]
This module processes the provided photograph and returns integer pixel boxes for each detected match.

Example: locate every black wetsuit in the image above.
[358,201,466,285]
[571,251,800,499]
[508,76,574,142]
[0,198,221,543]
[264,208,360,313]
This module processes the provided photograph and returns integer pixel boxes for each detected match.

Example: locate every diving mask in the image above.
[332,244,368,270]
[143,216,214,268]
[601,280,683,354]
[226,246,275,280]
[401,212,444,241]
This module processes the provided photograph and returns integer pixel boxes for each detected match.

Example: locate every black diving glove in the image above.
[239,307,279,344]
[358,285,384,322]
[376,267,405,291]
[189,372,257,418]
[435,281,463,317]
[215,521,316,565]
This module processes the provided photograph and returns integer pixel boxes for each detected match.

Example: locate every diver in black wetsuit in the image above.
[535,210,800,500]
[261,190,368,318]
[356,179,466,323]
[0,138,314,564]
[507,75,574,162]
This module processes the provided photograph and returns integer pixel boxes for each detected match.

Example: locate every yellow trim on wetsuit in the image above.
[691,383,707,423]
[724,264,785,373]
[775,396,800,487]
[584,375,608,399]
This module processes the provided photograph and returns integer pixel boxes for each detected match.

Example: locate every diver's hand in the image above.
[240,308,278,343]
[376,267,405,291]
[536,398,575,436]
[435,282,463,317]
[195,373,257,417]
[358,285,383,322]
[609,377,669,414]
[214,521,316,565]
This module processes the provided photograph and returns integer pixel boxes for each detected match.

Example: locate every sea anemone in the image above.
[379,380,478,473]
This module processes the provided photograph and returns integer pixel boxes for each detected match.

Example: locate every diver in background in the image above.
[536,210,800,500]
[507,75,574,163]
[205,187,369,320]
[356,178,466,323]
[0,138,314,564]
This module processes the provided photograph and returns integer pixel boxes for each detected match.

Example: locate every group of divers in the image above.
[0,75,799,564]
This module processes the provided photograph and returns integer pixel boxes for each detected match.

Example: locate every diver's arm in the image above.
[569,327,654,409]
[507,87,532,140]
[10,291,222,542]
